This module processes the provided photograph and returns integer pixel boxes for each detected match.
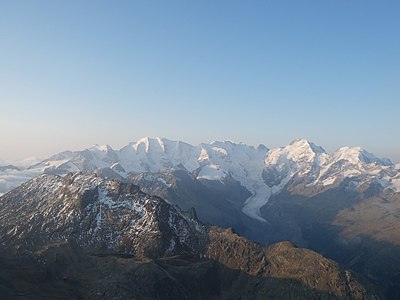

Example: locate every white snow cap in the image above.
[0,137,397,221]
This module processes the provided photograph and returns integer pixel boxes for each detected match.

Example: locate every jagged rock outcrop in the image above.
[0,173,206,258]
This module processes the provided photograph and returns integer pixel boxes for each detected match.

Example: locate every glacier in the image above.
[0,137,398,223]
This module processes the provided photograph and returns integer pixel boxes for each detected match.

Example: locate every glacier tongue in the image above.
[242,183,271,223]
[196,141,271,222]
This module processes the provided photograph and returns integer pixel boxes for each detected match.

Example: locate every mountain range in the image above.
[1,137,399,298]
[1,137,398,205]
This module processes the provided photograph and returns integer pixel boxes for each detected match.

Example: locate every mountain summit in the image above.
[1,137,398,220]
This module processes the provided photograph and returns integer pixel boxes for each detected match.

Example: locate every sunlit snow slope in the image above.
[1,137,398,223]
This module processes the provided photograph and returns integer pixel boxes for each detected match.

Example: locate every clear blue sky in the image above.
[0,1,399,162]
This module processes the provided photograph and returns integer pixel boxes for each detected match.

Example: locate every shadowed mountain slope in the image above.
[0,173,384,299]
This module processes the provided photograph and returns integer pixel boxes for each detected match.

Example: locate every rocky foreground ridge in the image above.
[0,173,383,299]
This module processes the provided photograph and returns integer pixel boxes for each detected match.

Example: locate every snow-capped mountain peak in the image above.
[1,137,398,223]
[89,144,114,152]
[332,146,392,166]
[265,139,327,169]
[132,137,156,153]
[290,138,326,153]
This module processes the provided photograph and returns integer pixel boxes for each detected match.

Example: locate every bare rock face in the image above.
[0,173,384,299]
[206,227,383,300]
[0,173,207,258]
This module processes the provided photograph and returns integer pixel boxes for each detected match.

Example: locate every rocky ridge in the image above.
[0,173,383,299]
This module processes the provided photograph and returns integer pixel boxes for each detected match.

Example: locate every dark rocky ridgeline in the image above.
[0,173,384,299]
[205,227,383,300]
[260,179,400,299]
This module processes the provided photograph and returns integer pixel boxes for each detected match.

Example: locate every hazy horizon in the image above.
[1,1,399,163]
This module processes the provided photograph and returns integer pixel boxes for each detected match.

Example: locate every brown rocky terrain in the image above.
[260,181,400,299]
[0,173,384,299]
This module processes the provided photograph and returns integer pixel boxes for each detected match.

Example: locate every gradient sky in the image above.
[0,1,399,162]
